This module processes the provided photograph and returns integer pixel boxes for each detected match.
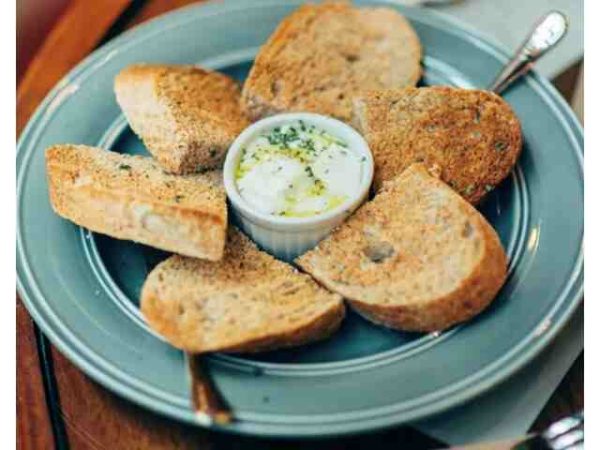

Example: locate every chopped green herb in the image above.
[463,184,475,195]
[309,178,326,196]
[174,195,184,203]
[304,166,316,178]
[494,141,508,152]
[118,164,131,170]
[300,138,316,153]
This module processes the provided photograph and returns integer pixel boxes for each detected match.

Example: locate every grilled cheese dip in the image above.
[235,120,365,217]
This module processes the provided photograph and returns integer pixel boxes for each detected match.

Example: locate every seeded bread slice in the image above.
[352,86,522,203]
[296,163,507,332]
[46,144,227,260]
[141,228,345,353]
[241,2,421,123]
[115,64,249,174]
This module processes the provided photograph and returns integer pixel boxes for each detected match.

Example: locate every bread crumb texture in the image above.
[297,163,507,332]
[115,64,249,174]
[141,228,345,353]
[46,144,227,260]
[241,1,421,123]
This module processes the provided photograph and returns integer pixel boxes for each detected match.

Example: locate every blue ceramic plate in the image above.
[17,0,583,438]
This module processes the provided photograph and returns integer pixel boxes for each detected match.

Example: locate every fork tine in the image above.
[551,430,583,450]
[565,443,584,450]
[544,413,584,440]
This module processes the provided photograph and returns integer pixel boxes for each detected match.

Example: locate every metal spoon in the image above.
[489,11,568,94]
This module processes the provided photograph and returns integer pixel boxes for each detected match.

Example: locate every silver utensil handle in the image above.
[489,11,568,94]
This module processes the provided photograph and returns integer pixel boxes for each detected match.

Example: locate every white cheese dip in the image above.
[235,120,365,218]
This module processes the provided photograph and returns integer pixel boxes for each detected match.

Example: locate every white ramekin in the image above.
[223,112,374,262]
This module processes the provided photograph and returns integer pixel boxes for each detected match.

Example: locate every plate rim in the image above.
[17,0,584,437]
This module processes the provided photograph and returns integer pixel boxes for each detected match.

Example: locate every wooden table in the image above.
[16,1,584,448]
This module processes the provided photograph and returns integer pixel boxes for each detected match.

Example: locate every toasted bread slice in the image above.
[46,144,227,260]
[141,228,345,353]
[115,64,249,174]
[296,163,507,332]
[353,87,522,203]
[241,2,421,123]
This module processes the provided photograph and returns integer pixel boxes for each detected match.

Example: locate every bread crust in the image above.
[353,86,522,203]
[141,228,345,353]
[115,64,249,174]
[46,144,227,260]
[241,2,422,123]
[297,163,507,332]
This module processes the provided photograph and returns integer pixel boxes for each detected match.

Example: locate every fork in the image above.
[488,11,568,95]
[454,412,584,449]
[539,412,584,450]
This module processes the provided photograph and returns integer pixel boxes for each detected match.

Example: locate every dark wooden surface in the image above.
[16,300,54,450]
[16,1,583,448]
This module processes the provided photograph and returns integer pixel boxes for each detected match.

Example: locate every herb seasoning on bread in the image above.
[115,64,249,174]
[46,144,227,260]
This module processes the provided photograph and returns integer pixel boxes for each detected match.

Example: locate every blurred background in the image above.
[17,0,68,80]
